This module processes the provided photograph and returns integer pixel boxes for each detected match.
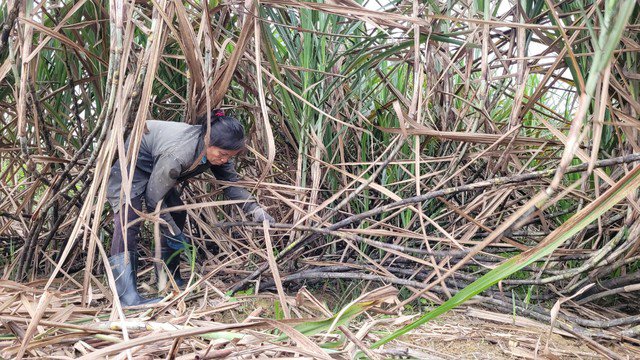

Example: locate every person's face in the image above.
[206,146,241,165]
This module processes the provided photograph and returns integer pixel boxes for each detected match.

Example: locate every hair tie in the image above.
[214,110,225,117]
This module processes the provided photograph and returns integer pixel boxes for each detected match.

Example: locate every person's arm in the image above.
[210,160,274,222]
[145,154,183,234]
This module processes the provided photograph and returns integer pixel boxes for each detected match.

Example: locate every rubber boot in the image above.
[108,251,162,307]
[161,247,186,288]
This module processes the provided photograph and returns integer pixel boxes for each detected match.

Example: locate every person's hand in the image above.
[165,232,189,250]
[250,207,275,224]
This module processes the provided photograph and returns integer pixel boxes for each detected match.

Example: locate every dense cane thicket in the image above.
[1,0,640,354]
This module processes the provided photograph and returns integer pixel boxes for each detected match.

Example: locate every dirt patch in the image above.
[395,310,604,359]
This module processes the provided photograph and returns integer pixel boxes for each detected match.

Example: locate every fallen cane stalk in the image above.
[249,267,631,341]
[230,153,640,293]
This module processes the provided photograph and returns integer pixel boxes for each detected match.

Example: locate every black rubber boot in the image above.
[108,251,162,307]
[160,247,186,288]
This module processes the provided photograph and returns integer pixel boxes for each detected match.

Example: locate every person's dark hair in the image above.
[197,109,246,150]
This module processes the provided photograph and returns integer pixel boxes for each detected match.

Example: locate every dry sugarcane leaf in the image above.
[15,291,54,360]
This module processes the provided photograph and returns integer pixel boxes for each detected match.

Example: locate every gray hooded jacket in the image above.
[107,120,257,234]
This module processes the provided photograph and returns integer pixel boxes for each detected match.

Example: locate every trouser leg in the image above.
[110,195,143,256]
[108,195,160,306]
[165,187,187,231]
[159,187,187,288]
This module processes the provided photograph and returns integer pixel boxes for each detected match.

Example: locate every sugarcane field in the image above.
[1,0,640,358]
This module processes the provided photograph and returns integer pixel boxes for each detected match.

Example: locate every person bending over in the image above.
[106,110,274,306]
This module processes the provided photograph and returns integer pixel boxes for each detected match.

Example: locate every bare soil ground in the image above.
[398,309,610,359]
